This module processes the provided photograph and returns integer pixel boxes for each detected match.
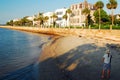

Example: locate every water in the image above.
[0,28,50,80]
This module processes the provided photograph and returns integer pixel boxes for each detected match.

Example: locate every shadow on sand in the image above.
[39,43,120,80]
[0,43,119,80]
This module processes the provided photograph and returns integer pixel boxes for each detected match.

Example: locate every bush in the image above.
[112,25,120,29]
[90,24,120,29]
[91,25,99,29]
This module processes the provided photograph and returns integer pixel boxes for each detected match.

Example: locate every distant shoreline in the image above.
[0,26,120,44]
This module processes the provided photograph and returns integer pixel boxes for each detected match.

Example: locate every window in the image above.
[78,11,79,15]
[76,5,77,9]
[56,18,62,21]
[56,12,63,15]
[73,12,76,16]
[79,4,82,8]
[77,18,79,23]
[73,19,74,23]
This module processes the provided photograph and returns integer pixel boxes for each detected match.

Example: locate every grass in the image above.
[8,24,120,30]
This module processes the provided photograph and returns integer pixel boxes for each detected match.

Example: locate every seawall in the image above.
[0,26,120,43]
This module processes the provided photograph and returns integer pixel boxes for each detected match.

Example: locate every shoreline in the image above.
[1,26,120,80]
[0,26,120,44]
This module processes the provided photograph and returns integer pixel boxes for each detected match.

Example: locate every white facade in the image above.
[27,16,34,21]
[43,12,53,26]
[70,1,95,27]
[13,19,21,22]
[116,14,120,19]
[55,8,68,27]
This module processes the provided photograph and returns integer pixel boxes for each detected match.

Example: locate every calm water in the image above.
[0,28,50,80]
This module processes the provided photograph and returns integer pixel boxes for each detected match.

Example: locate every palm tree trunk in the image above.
[52,18,54,28]
[99,8,101,30]
[86,15,88,28]
[111,9,114,28]
[66,19,67,28]
[68,14,70,29]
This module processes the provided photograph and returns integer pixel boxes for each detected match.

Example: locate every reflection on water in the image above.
[0,63,39,80]
[0,28,50,80]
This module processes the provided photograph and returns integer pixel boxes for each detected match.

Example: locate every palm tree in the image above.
[21,16,30,26]
[44,16,49,28]
[52,13,58,28]
[33,15,37,26]
[66,9,72,29]
[106,0,118,29]
[82,7,90,28]
[94,1,104,30]
[34,13,44,27]
[6,20,13,26]
[63,13,68,27]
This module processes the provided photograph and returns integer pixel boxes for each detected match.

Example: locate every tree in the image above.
[63,13,68,27]
[87,14,94,26]
[52,13,58,28]
[13,21,22,26]
[21,16,31,26]
[94,9,109,25]
[34,13,44,27]
[6,20,13,26]
[94,1,104,30]
[106,0,118,29]
[66,9,72,29]
[44,16,49,28]
[12,17,32,26]
[114,18,120,26]
[82,7,90,28]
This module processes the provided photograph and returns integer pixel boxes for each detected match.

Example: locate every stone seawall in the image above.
[0,26,120,43]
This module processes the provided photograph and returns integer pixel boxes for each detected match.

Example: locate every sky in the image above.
[0,0,120,24]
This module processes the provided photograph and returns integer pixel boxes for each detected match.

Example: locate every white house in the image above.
[27,16,34,21]
[13,18,21,22]
[54,8,68,27]
[31,15,39,26]
[70,1,95,27]
[116,14,120,19]
[43,12,53,27]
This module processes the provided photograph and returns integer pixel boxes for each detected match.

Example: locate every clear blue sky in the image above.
[0,0,119,24]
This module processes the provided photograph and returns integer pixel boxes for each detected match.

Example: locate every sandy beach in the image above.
[39,35,120,80]
[1,26,120,80]
[0,26,120,42]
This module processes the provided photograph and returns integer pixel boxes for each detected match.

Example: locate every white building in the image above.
[32,15,40,26]
[54,8,68,27]
[13,18,21,22]
[70,1,95,27]
[116,14,120,19]
[43,12,53,27]
[42,8,68,27]
[27,16,34,21]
